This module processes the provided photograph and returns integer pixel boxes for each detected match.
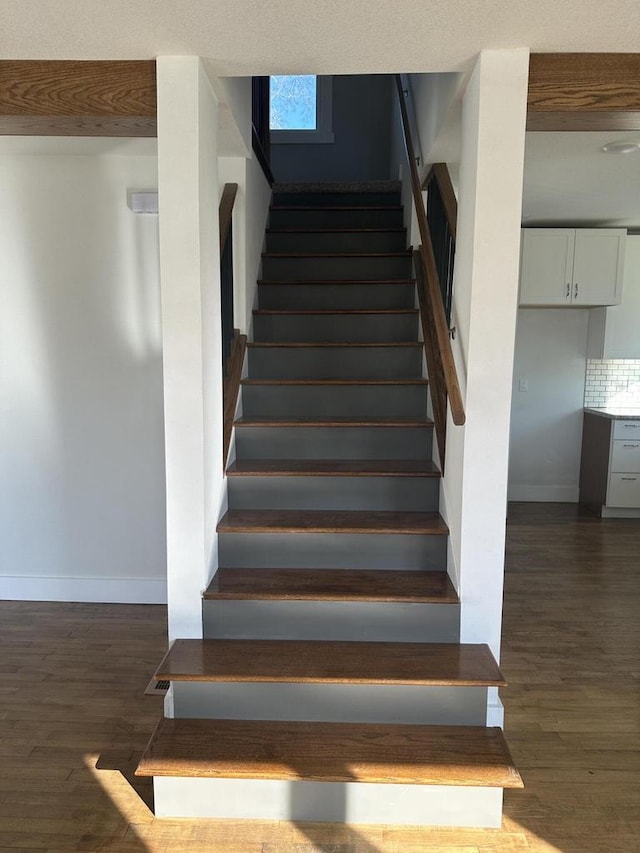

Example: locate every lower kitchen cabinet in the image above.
[580,412,640,517]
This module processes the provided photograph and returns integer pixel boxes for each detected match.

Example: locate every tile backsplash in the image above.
[585,359,640,407]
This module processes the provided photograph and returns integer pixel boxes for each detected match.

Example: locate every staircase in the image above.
[136,182,522,828]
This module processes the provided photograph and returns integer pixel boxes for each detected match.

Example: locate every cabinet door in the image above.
[611,440,640,473]
[607,472,640,507]
[520,229,575,306]
[572,229,626,306]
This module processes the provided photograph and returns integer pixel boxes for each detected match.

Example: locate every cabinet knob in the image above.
[566,283,570,298]
[574,282,578,299]
[621,477,638,481]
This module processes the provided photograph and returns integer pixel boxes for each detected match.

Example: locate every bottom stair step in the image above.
[137,718,522,826]
[137,717,522,787]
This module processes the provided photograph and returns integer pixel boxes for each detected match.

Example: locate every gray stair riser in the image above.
[227,476,438,512]
[257,282,415,310]
[154,778,503,827]
[253,312,418,343]
[203,600,459,643]
[241,384,428,419]
[272,192,402,207]
[247,346,422,380]
[266,230,406,253]
[218,532,447,570]
[234,425,433,460]
[269,207,404,228]
[172,682,487,726]
[262,254,413,281]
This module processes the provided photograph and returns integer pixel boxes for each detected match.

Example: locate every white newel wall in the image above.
[157,57,223,641]
[442,50,529,724]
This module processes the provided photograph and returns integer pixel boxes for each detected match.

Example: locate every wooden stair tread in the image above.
[217,509,448,535]
[205,567,457,603]
[270,205,403,211]
[253,308,418,315]
[257,278,416,285]
[262,251,412,258]
[271,182,400,192]
[266,227,407,233]
[135,718,523,788]
[155,639,503,686]
[226,459,440,477]
[240,378,428,386]
[233,416,433,427]
[247,342,422,348]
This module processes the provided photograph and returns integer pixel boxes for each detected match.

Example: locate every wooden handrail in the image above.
[223,332,247,465]
[219,182,238,252]
[424,163,457,242]
[218,182,244,465]
[395,76,465,441]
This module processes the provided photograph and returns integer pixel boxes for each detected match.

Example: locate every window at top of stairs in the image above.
[269,75,334,145]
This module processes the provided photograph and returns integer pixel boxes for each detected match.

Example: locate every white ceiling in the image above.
[1,1,640,73]
[523,132,640,228]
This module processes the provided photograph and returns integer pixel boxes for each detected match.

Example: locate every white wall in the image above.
[244,154,272,337]
[209,76,252,157]
[509,309,590,502]
[157,57,222,641]
[510,238,640,501]
[408,72,463,168]
[219,153,271,338]
[0,142,166,603]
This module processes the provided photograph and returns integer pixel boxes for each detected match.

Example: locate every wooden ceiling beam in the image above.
[0,60,156,137]
[527,53,640,131]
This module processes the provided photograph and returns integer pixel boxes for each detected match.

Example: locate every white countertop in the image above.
[584,407,640,420]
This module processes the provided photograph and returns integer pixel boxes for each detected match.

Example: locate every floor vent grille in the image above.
[144,677,170,696]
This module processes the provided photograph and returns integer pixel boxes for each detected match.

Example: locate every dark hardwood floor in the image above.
[0,502,638,852]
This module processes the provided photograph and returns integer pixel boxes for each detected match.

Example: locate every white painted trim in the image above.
[154,776,503,827]
[0,576,166,604]
[487,693,505,728]
[508,485,579,502]
[164,685,175,719]
[601,506,640,518]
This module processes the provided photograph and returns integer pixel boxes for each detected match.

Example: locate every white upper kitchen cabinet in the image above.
[520,228,626,307]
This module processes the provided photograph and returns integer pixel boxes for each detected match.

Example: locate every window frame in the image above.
[270,76,334,145]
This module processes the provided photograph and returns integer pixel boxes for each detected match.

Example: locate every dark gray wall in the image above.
[271,75,393,183]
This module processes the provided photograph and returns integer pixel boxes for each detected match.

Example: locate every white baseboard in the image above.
[601,506,640,518]
[0,575,166,604]
[508,484,579,503]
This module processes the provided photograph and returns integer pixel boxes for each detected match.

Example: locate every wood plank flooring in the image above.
[0,502,638,851]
